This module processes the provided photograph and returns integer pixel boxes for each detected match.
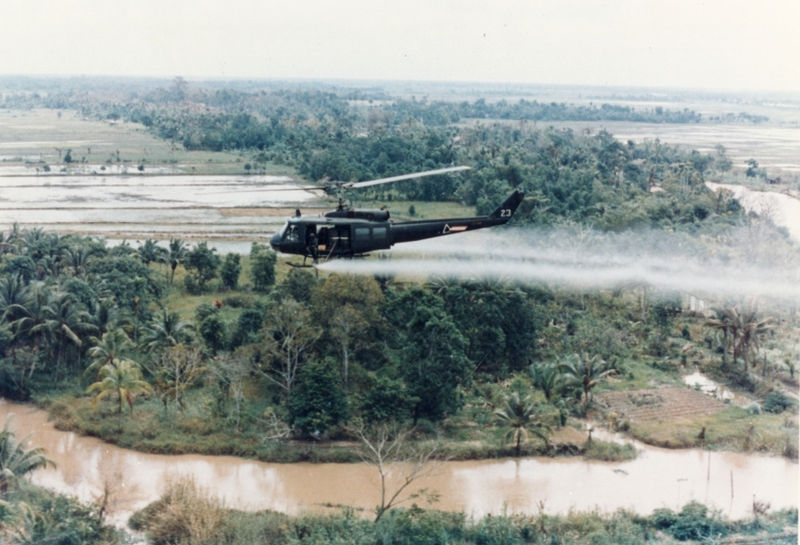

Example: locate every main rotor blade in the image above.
[346,165,471,189]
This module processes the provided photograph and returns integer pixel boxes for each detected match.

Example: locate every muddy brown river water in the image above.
[2,399,796,527]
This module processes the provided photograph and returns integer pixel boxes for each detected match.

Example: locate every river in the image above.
[2,399,796,528]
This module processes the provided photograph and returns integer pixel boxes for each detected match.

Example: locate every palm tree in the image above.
[140,307,194,354]
[6,282,50,375]
[531,362,562,402]
[0,274,27,323]
[559,353,616,411]
[0,416,55,494]
[35,291,95,374]
[87,359,153,414]
[88,297,118,338]
[62,243,95,278]
[137,238,167,267]
[167,238,188,285]
[85,327,134,379]
[706,306,740,368]
[706,305,774,371]
[735,308,774,371]
[494,391,551,456]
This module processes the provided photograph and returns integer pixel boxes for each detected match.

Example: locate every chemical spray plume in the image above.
[317,227,800,305]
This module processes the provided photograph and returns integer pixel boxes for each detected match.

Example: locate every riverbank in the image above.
[131,478,799,545]
[33,358,799,465]
[37,392,585,464]
[5,397,797,527]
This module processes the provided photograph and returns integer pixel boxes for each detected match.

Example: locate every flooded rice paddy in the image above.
[0,174,318,250]
[2,399,796,527]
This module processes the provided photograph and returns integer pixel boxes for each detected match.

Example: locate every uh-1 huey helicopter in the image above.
[269,165,524,264]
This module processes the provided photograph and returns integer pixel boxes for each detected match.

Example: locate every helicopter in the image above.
[269,166,524,264]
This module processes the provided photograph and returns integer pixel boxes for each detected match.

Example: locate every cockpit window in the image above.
[283,224,300,243]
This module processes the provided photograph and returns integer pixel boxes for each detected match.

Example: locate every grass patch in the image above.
[582,439,638,461]
[628,406,799,458]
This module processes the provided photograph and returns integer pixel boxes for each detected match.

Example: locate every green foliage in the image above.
[87,253,161,314]
[184,242,221,292]
[0,417,55,493]
[5,484,120,544]
[400,300,470,422]
[288,358,348,438]
[656,501,729,541]
[276,267,318,303]
[219,252,241,290]
[763,391,797,414]
[199,313,226,353]
[358,373,414,424]
[250,242,276,292]
[86,359,152,414]
[375,507,464,545]
[494,391,551,455]
[230,307,264,348]
[582,439,637,461]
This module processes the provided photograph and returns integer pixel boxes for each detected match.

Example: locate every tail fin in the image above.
[490,189,524,220]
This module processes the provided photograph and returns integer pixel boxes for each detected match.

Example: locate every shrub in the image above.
[763,391,797,414]
[582,439,637,462]
[131,476,227,545]
[667,502,728,541]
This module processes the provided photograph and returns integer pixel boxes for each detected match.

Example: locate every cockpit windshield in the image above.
[281,223,300,243]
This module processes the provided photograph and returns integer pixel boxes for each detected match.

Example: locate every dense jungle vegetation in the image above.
[0,78,797,543]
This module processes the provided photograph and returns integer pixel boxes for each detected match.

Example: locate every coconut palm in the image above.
[494,391,551,456]
[85,327,135,379]
[87,359,153,415]
[0,274,28,325]
[559,353,616,410]
[706,305,774,371]
[62,243,97,278]
[735,308,774,371]
[6,282,50,375]
[34,291,96,373]
[137,238,167,267]
[531,362,562,401]
[140,307,194,354]
[167,238,188,285]
[0,416,55,494]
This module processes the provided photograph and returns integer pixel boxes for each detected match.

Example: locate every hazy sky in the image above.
[2,0,798,92]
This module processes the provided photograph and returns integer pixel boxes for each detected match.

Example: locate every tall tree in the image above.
[288,358,348,438]
[167,238,188,285]
[250,243,276,292]
[153,344,205,413]
[35,290,95,373]
[313,274,386,387]
[401,304,470,422]
[259,298,322,396]
[219,253,241,290]
[184,242,220,292]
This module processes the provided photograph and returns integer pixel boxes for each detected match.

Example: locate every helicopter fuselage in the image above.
[269,189,524,261]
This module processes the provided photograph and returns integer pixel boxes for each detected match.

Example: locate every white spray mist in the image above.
[317,226,800,305]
